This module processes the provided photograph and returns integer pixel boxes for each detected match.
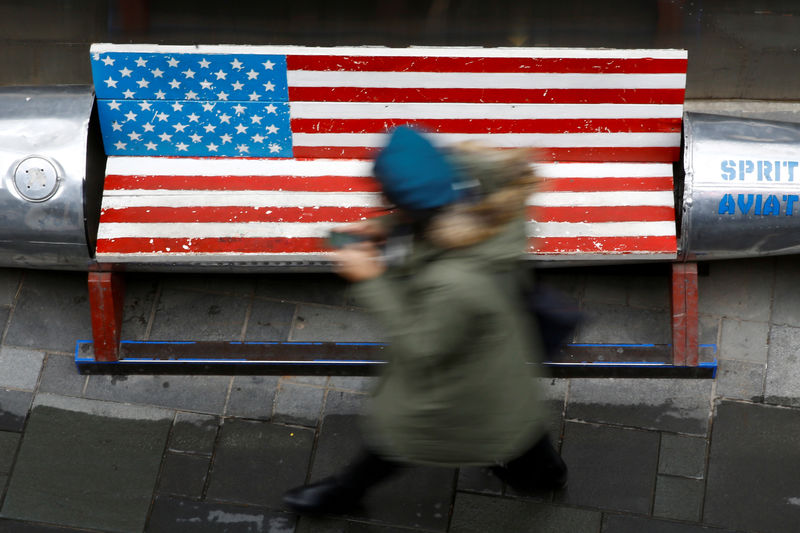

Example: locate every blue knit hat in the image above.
[373,126,458,211]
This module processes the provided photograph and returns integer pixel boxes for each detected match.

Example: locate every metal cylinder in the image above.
[0,86,104,269]
[680,112,800,261]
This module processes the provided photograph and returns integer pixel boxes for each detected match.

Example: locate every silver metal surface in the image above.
[681,112,800,261]
[0,86,102,269]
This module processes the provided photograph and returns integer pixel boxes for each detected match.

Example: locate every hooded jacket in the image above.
[352,144,547,466]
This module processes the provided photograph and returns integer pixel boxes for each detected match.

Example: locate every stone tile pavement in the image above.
[0,257,798,531]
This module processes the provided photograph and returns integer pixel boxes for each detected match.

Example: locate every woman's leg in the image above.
[492,434,568,491]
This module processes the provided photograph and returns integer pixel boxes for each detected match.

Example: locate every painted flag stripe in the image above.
[100,192,384,208]
[530,190,674,207]
[529,221,675,238]
[285,55,688,74]
[99,206,383,224]
[530,206,676,223]
[530,235,677,254]
[535,162,672,178]
[103,174,380,192]
[105,156,375,177]
[540,176,674,192]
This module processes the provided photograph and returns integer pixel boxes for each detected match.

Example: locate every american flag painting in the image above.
[90,44,686,264]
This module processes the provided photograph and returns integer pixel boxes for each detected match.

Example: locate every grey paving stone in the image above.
[457,466,503,496]
[226,376,279,420]
[0,347,45,390]
[291,304,383,342]
[0,268,21,306]
[2,394,172,533]
[764,325,800,407]
[149,288,248,341]
[328,376,378,393]
[283,375,329,386]
[658,433,707,479]
[582,275,629,306]
[0,388,32,431]
[272,382,325,426]
[556,421,659,514]
[161,272,258,296]
[625,273,671,310]
[295,515,413,532]
[535,271,585,300]
[574,303,670,344]
[0,430,20,473]
[0,519,90,532]
[653,475,704,522]
[205,419,314,509]
[147,496,296,533]
[698,258,774,322]
[120,274,160,340]
[157,452,210,499]
[255,273,349,306]
[567,378,713,435]
[310,414,455,531]
[84,374,231,414]
[37,353,86,397]
[243,299,296,342]
[698,314,720,346]
[323,390,369,416]
[705,401,800,533]
[450,492,602,533]
[4,271,92,352]
[169,412,219,455]
[715,359,765,402]
[771,255,800,326]
[602,514,737,533]
[719,318,769,363]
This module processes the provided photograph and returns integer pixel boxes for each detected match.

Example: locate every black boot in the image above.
[492,434,568,492]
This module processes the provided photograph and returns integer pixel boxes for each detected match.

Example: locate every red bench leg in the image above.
[88,271,125,362]
[671,262,699,367]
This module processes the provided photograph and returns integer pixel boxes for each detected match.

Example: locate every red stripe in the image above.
[530,206,675,223]
[97,237,328,255]
[292,146,680,163]
[290,118,681,135]
[540,176,674,193]
[288,87,685,104]
[530,235,677,254]
[286,55,687,74]
[104,174,380,192]
[100,206,383,224]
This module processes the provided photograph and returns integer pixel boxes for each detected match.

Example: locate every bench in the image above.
[82,44,705,376]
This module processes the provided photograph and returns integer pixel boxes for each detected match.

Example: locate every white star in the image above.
[122,89,136,99]
[199,80,213,90]
[167,57,180,67]
[156,112,169,121]
[246,69,259,80]
[202,102,215,112]
[138,101,152,111]
[199,58,211,68]
[104,77,118,88]
[190,133,203,143]
[185,90,198,100]
[159,132,173,142]
[263,81,275,92]
[128,131,142,141]
[268,143,281,153]
[151,68,164,78]
[203,124,216,133]
[231,81,244,91]
[220,133,232,144]
[262,59,275,70]
[168,79,181,89]
[175,142,189,151]
[136,78,150,88]
[217,91,229,101]
[171,102,183,111]
[135,57,147,67]
[214,70,227,80]
[233,104,246,115]
[142,122,155,132]
[124,111,137,121]
[251,133,265,143]
[187,113,200,122]
[182,68,196,79]
[230,58,243,70]
[265,103,277,114]
[108,100,121,111]
[111,121,123,132]
[119,67,132,77]
[114,141,127,150]
[236,144,250,153]
[145,141,158,150]
[235,124,248,134]
[248,92,260,101]
[206,142,219,152]
[218,113,231,123]
[266,124,279,134]
[102,56,115,66]
[155,90,166,99]
[172,123,188,133]
[250,114,263,124]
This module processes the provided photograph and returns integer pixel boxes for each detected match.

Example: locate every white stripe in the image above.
[527,221,675,238]
[290,102,684,120]
[292,132,681,148]
[91,43,687,60]
[98,222,338,240]
[529,191,674,206]
[287,71,685,89]
[106,157,373,177]
[100,191,384,208]
[535,163,672,178]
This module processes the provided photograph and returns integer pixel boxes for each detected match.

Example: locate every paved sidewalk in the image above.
[0,256,798,532]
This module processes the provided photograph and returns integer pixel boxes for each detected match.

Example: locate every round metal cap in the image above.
[13,156,59,202]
